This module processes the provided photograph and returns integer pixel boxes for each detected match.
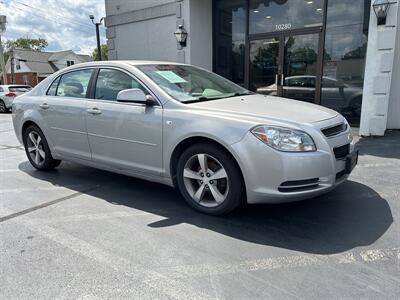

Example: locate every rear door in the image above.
[85,68,163,176]
[40,69,93,160]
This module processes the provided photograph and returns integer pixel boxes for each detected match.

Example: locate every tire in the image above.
[0,100,7,113]
[23,125,62,170]
[176,143,244,215]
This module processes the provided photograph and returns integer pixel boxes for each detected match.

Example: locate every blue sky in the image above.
[0,0,106,55]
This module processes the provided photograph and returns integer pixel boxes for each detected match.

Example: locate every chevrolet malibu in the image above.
[12,61,358,215]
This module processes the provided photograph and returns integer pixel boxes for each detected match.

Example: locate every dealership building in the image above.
[105,0,400,136]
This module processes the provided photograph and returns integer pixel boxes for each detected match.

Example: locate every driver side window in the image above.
[94,69,148,101]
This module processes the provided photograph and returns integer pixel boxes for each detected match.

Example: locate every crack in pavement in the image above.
[0,186,98,223]
[0,144,24,150]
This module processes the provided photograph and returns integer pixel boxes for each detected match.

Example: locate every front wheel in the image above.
[176,143,244,215]
[23,125,61,170]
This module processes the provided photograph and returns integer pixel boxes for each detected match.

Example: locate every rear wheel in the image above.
[0,100,7,113]
[176,143,244,215]
[23,125,61,170]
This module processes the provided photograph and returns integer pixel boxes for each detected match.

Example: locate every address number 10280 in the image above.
[275,24,292,30]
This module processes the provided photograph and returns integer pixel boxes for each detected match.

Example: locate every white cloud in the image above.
[0,0,106,55]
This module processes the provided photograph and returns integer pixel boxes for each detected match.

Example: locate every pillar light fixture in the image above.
[174,25,188,47]
[373,0,390,26]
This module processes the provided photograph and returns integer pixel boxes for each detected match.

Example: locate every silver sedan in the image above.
[12,61,358,215]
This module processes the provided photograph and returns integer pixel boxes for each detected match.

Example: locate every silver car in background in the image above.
[0,85,31,113]
[12,61,358,215]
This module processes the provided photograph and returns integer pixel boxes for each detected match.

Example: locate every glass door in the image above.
[248,31,323,104]
[249,37,280,95]
[282,33,320,103]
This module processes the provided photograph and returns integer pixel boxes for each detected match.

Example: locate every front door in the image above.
[249,31,322,104]
[85,68,163,176]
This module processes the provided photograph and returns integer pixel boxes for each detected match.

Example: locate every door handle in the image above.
[40,103,50,110]
[87,107,102,115]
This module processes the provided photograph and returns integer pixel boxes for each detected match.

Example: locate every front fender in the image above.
[162,109,251,179]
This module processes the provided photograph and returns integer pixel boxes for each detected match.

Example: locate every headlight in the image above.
[251,126,316,152]
[348,130,354,144]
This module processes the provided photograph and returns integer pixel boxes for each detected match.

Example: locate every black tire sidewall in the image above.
[176,143,244,215]
[0,100,6,113]
[23,125,60,170]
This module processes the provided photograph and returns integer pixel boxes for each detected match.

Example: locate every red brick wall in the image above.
[2,72,39,87]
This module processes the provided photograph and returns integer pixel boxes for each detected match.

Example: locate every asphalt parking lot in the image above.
[0,113,399,299]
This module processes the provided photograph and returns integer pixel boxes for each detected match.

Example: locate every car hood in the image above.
[189,94,338,124]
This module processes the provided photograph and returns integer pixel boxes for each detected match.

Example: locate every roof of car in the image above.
[64,60,188,69]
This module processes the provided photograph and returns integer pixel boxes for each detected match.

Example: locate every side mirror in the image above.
[117,88,156,106]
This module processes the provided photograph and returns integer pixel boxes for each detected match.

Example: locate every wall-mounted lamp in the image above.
[373,0,391,26]
[174,25,188,47]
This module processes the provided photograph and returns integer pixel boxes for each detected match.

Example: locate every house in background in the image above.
[1,49,91,87]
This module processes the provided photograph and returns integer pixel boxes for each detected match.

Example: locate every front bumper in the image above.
[231,119,356,204]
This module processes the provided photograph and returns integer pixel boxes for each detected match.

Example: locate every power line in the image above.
[13,0,95,30]
[11,5,94,33]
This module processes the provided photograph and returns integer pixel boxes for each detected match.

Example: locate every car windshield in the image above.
[137,64,251,103]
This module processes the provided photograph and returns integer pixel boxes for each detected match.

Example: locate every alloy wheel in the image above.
[183,153,229,207]
[26,131,46,166]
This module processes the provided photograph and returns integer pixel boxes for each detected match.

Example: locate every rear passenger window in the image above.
[47,77,60,96]
[57,69,93,98]
[94,69,148,101]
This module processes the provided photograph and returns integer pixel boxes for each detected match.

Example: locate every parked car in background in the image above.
[257,76,363,117]
[0,85,32,113]
[12,61,357,215]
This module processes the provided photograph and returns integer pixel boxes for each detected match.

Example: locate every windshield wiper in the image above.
[182,92,253,104]
[231,92,253,97]
[182,97,211,104]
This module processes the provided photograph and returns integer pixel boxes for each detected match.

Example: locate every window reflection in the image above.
[215,0,246,85]
[321,0,371,125]
[249,38,280,93]
[249,0,324,34]
[282,34,319,102]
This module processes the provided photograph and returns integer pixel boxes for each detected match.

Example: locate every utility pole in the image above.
[0,35,7,85]
[10,46,15,84]
[95,23,102,61]
[0,15,7,85]
[89,15,105,61]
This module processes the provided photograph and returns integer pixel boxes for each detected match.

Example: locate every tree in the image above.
[92,44,108,61]
[2,37,48,63]
[5,37,48,52]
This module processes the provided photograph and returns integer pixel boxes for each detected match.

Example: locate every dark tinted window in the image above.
[47,77,60,96]
[9,86,31,92]
[321,0,371,125]
[94,69,147,101]
[214,0,246,85]
[57,69,93,98]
